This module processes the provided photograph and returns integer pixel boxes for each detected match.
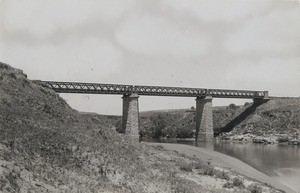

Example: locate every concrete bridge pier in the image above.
[195,96,214,143]
[122,93,140,141]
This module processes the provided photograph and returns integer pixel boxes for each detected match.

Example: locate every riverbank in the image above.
[136,98,300,144]
[218,133,300,145]
[147,142,296,193]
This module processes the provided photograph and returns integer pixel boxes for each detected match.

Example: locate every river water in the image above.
[146,139,300,192]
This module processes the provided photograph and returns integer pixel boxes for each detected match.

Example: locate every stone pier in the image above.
[122,93,140,141]
[195,96,214,142]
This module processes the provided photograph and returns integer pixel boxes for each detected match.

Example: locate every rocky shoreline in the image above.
[218,132,300,145]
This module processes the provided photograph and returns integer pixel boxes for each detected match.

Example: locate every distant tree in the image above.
[151,114,166,138]
[176,125,194,138]
[191,106,195,110]
[228,103,239,109]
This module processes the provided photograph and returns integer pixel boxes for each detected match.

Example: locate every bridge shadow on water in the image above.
[214,99,269,136]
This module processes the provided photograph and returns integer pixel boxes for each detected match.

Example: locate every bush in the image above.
[176,126,194,138]
[179,162,193,172]
[153,145,164,150]
[215,170,230,180]
[232,177,244,188]
[192,161,207,170]
[223,182,234,189]
[248,183,262,193]
[203,167,215,176]
[228,103,239,109]
[151,114,167,138]
[173,181,195,193]
[277,135,289,143]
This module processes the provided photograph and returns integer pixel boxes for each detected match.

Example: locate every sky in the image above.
[0,0,299,115]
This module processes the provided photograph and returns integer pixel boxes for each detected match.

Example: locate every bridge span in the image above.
[35,81,268,99]
[35,80,270,142]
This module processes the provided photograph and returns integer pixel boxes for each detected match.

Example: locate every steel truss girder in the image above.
[34,81,267,99]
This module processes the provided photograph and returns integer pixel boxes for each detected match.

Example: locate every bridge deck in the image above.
[34,81,267,99]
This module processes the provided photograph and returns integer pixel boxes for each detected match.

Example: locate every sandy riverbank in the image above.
[147,142,295,193]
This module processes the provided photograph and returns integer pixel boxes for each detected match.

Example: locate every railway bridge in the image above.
[35,81,270,142]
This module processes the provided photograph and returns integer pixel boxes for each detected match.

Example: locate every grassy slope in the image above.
[235,99,300,136]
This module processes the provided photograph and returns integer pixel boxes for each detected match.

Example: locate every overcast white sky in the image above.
[0,0,299,115]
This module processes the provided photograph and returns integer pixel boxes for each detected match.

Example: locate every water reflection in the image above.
[195,141,214,150]
[212,142,300,192]
[146,139,300,192]
[213,142,300,176]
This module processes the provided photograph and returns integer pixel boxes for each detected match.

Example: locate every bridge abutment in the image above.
[195,96,214,142]
[122,93,140,141]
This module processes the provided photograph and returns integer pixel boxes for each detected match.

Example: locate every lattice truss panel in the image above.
[133,86,206,97]
[37,81,131,94]
[207,89,265,98]
[35,81,267,99]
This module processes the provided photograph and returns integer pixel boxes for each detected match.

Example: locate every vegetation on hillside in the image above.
[137,98,300,144]
[140,112,195,138]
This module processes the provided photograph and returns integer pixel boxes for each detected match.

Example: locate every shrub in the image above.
[179,162,193,172]
[174,186,191,193]
[248,183,262,193]
[151,114,167,138]
[228,103,239,109]
[215,170,230,180]
[174,182,195,193]
[223,182,234,189]
[203,167,215,176]
[153,145,164,150]
[192,161,207,170]
[232,177,244,188]
[9,72,17,79]
[277,135,289,143]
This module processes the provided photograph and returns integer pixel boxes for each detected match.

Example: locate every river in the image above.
[145,139,300,192]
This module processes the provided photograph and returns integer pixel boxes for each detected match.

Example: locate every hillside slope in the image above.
[219,99,300,142]
[138,98,300,143]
